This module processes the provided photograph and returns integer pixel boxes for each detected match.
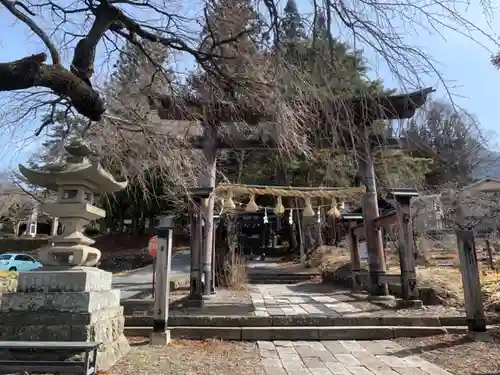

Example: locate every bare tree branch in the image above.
[0,0,61,65]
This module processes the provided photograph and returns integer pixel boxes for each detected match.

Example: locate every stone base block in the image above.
[18,267,112,292]
[0,268,129,370]
[395,298,424,309]
[1,289,121,313]
[0,311,123,341]
[97,334,130,371]
[0,308,129,370]
[366,294,396,302]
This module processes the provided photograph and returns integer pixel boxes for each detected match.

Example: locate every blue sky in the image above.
[0,0,499,172]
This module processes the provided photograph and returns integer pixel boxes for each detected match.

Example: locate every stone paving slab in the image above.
[257,340,454,375]
[250,283,470,319]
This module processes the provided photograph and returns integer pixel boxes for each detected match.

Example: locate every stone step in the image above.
[248,273,320,279]
[248,279,311,284]
[124,314,500,327]
[248,275,320,284]
[124,325,479,340]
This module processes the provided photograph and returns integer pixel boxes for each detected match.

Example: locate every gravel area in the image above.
[109,338,264,375]
[395,331,500,375]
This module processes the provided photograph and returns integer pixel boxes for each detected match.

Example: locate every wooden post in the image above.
[51,217,59,236]
[200,123,217,296]
[152,258,156,299]
[451,190,486,332]
[358,136,389,297]
[388,189,421,307]
[211,219,217,294]
[198,215,204,297]
[457,230,487,332]
[187,188,213,308]
[486,239,494,270]
[348,221,362,292]
[295,197,305,265]
[188,199,200,301]
[151,216,174,345]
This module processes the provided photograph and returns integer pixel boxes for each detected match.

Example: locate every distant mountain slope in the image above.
[473,150,500,180]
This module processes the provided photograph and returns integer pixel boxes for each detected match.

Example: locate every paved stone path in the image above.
[251,284,363,317]
[258,340,453,375]
[249,283,467,318]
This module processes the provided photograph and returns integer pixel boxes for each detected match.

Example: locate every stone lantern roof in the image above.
[18,140,127,193]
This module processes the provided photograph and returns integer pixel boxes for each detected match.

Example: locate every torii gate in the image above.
[150,88,434,306]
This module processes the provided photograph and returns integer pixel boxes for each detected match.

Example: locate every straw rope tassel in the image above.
[303,197,315,217]
[275,196,285,215]
[245,194,258,212]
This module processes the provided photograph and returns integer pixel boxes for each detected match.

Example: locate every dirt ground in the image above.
[395,331,500,375]
[108,338,264,375]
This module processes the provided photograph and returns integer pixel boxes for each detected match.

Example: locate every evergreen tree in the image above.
[281,0,306,47]
[105,39,173,120]
[29,112,88,168]
[190,0,263,100]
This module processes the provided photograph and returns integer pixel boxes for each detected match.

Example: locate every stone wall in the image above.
[0,238,49,254]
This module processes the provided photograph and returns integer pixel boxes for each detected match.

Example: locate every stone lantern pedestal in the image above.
[0,141,130,370]
[0,267,129,369]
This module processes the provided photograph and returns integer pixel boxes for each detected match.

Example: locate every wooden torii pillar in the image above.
[387,188,421,306]
[357,130,390,298]
[186,187,213,307]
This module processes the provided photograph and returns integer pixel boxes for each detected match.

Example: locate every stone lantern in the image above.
[18,140,128,267]
[0,140,130,370]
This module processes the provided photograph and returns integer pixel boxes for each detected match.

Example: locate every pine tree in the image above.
[190,0,263,99]
[281,0,306,44]
[105,39,173,120]
[29,112,88,168]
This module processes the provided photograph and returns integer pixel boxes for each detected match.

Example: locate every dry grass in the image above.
[306,246,351,272]
[316,245,500,310]
[110,338,264,375]
[218,251,248,291]
[395,333,500,375]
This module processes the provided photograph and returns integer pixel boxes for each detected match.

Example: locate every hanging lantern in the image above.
[263,208,269,224]
[202,198,209,208]
[223,190,236,209]
[303,197,315,217]
[288,209,294,225]
[317,207,321,223]
[327,198,341,218]
[275,196,285,216]
[245,194,259,212]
